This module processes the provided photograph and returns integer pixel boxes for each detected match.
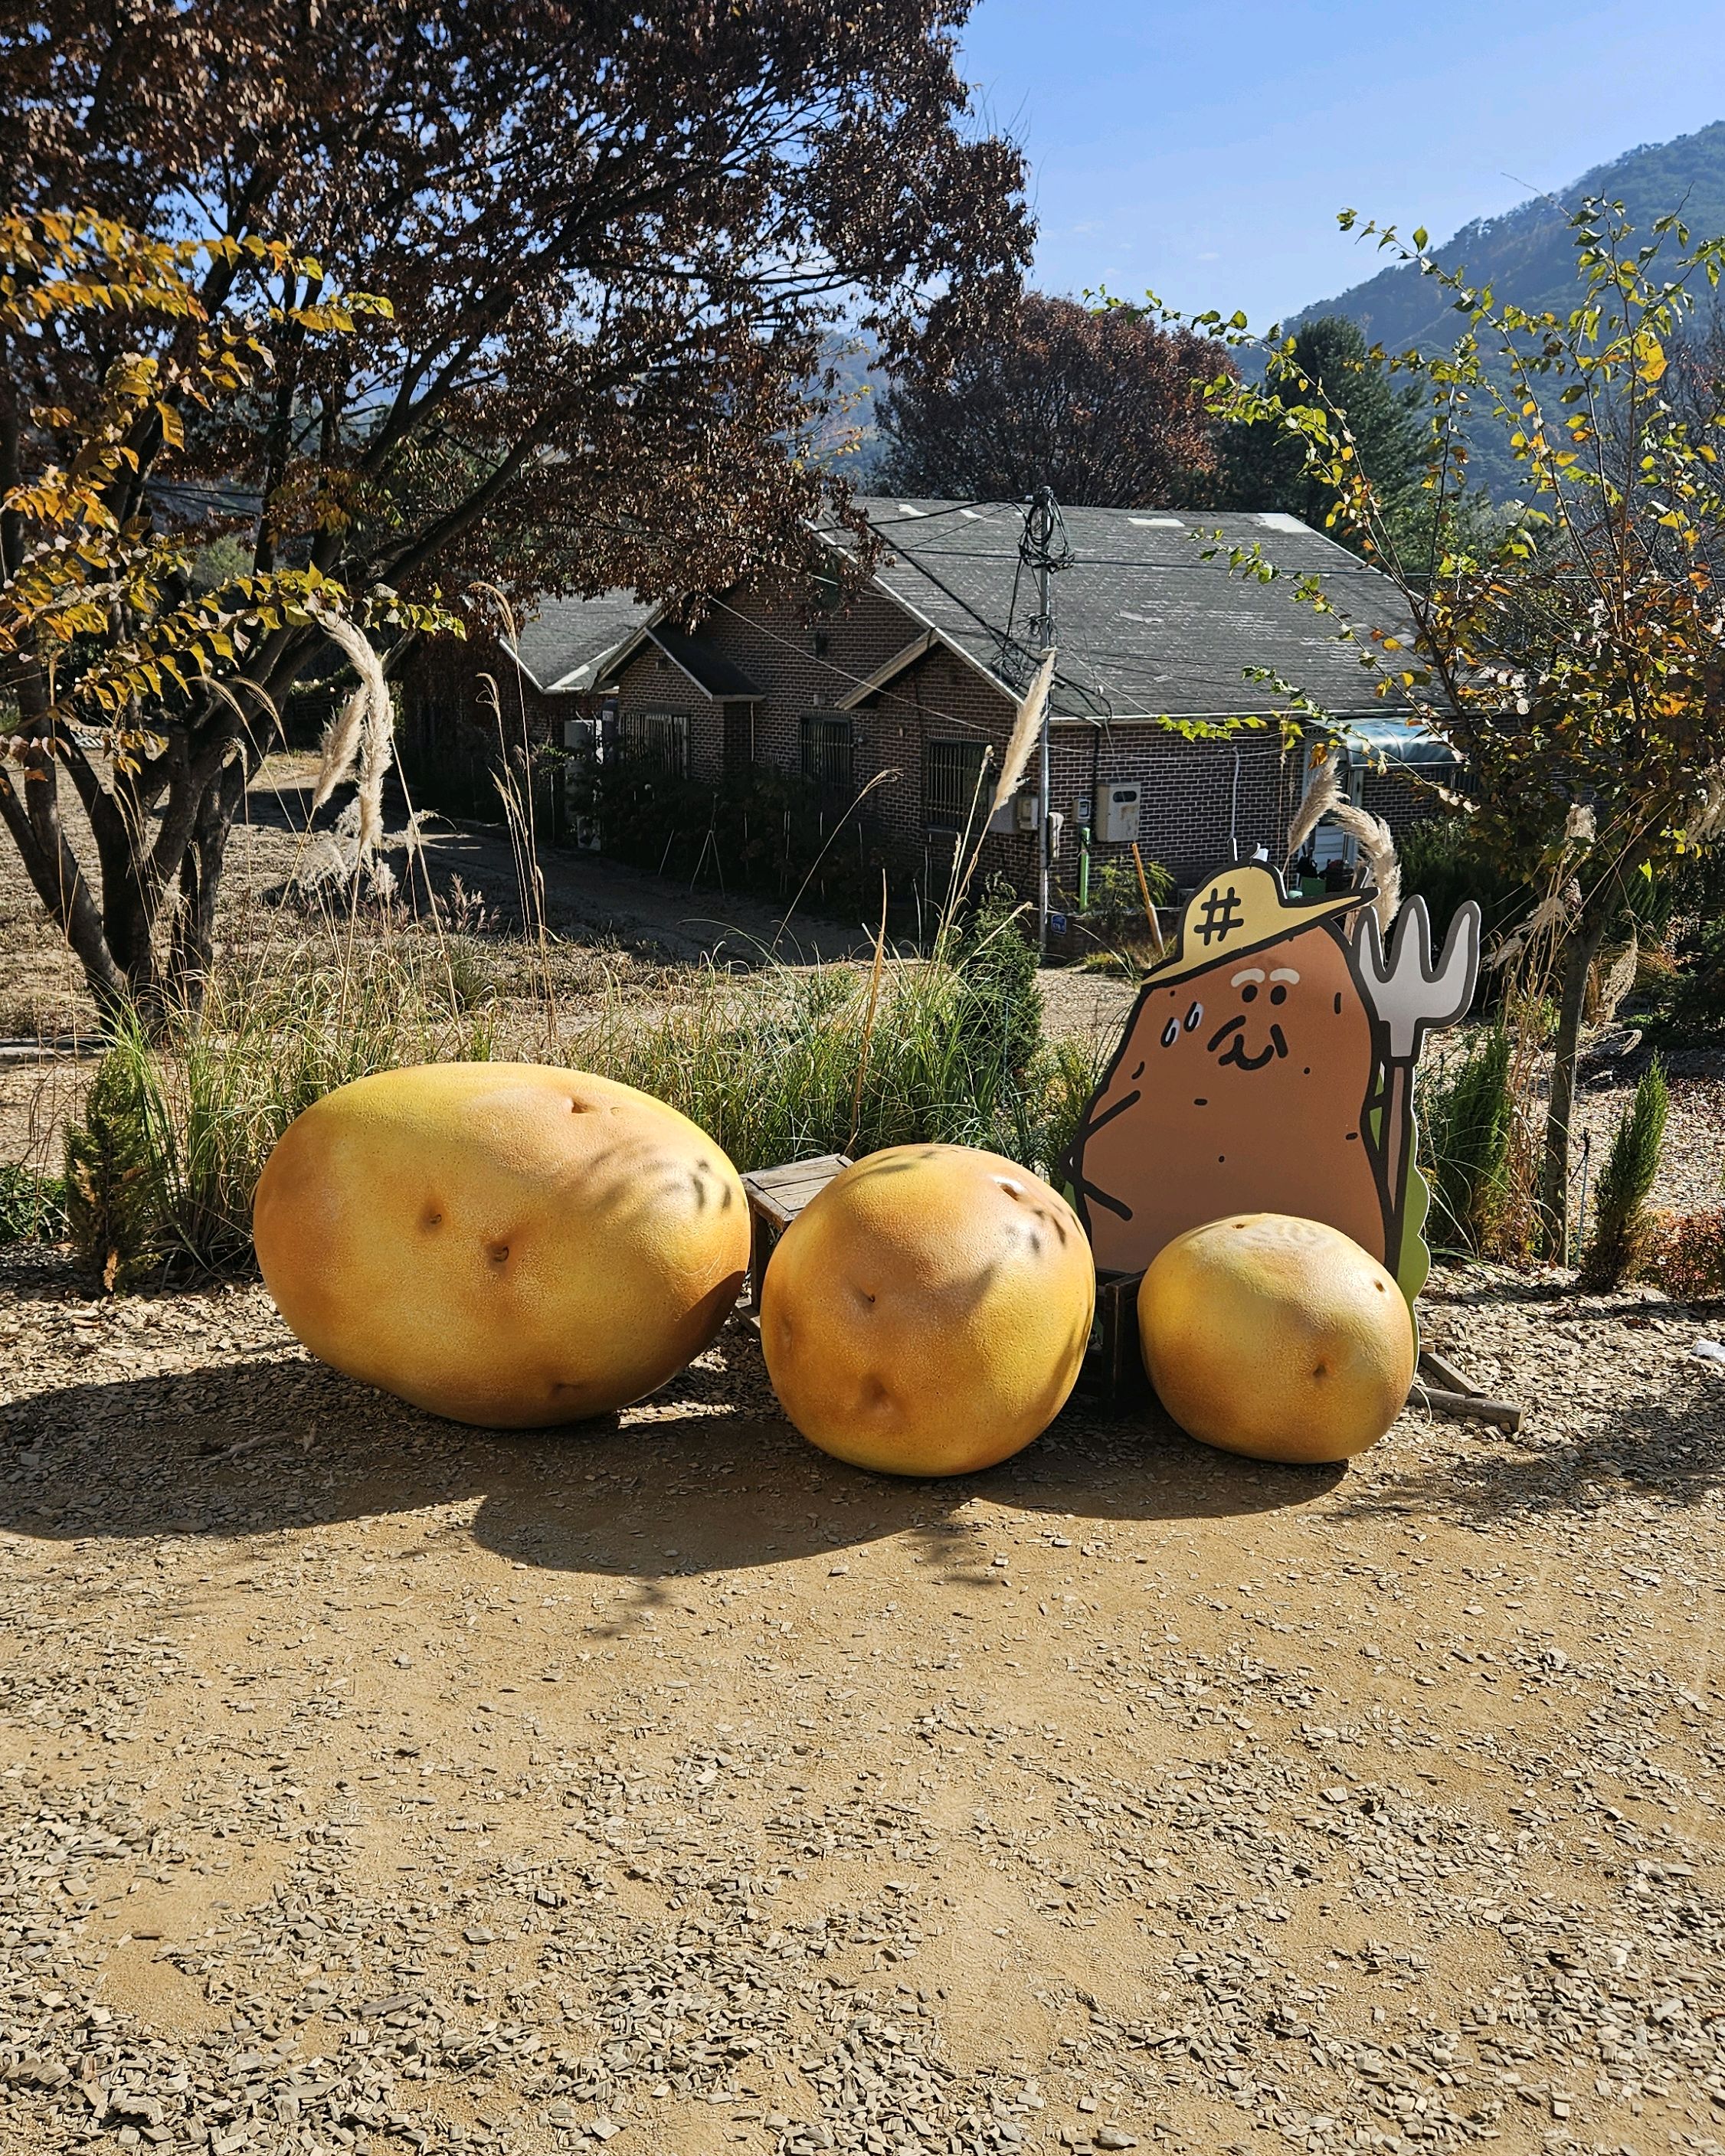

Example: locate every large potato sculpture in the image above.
[254,1064,749,1426]
[761,1143,1094,1476]
[1138,1212,1416,1464]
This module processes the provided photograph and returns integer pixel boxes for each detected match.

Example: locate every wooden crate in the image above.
[1075,1268,1151,1408]
[740,1154,853,1317]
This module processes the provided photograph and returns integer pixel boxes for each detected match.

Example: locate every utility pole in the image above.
[1020,486,1071,957]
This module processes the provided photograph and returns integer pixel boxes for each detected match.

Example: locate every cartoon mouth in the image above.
[1208,1016,1289,1071]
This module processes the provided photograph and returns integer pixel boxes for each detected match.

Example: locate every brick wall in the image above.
[1360,764,1439,833]
[1042,724,1302,893]
[394,602,1442,907]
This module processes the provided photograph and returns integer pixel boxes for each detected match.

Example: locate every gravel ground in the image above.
[3,1244,1725,2156]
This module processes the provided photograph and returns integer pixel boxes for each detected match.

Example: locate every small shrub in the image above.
[1069,855,1174,935]
[1416,1026,1514,1253]
[1039,1033,1111,1189]
[0,1163,68,1245]
[64,1039,162,1288]
[1396,817,1524,947]
[1647,1207,1725,1302]
[1579,1057,1668,1288]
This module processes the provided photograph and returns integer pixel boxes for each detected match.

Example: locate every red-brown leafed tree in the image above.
[876,293,1232,505]
[0,0,1030,1015]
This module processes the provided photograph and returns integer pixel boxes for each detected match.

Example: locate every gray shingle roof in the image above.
[507,590,654,692]
[646,627,762,699]
[838,497,1422,732]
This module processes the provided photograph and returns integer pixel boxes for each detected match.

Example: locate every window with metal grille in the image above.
[925,738,990,832]
[800,713,855,791]
[618,708,689,775]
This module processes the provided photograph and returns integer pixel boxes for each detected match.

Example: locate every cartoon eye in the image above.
[1183,1002,1203,1032]
[1239,983,1258,1003]
[1160,1018,1180,1048]
[1269,983,1288,1006]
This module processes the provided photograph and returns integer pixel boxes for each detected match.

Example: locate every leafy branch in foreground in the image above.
[1161,196,1725,1254]
[0,211,451,1019]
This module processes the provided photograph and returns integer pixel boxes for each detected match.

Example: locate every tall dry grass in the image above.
[64,937,499,1286]
[59,885,1105,1286]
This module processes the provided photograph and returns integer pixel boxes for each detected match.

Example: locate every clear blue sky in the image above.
[956,0,1725,324]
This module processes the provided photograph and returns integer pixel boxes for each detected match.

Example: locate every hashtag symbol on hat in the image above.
[1196,885,1243,945]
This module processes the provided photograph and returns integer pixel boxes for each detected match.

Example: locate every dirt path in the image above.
[2,1242,1724,2156]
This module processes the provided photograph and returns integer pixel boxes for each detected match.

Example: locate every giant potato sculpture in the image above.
[254,1063,749,1426]
[761,1143,1095,1476]
[1139,1212,1416,1464]
[1062,861,1483,1307]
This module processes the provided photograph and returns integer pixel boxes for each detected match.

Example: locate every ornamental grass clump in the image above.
[570,933,1088,1181]
[64,941,496,1289]
[1416,1026,1515,1255]
[1579,1058,1668,1290]
[60,898,1097,1286]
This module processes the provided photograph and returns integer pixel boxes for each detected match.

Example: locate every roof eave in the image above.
[499,643,555,697]
[836,629,936,710]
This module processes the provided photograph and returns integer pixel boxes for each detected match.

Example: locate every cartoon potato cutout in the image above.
[1064,864,1390,1278]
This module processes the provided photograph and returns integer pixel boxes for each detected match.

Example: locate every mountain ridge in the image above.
[1291,120,1725,348]
[1285,122,1725,496]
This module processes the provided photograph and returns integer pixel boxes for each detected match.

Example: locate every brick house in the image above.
[398,498,1452,900]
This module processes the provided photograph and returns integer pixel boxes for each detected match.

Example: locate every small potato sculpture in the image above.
[761,1143,1094,1476]
[1138,1212,1416,1464]
[254,1063,749,1426]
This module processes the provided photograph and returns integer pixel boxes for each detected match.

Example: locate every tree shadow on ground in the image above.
[0,1319,1343,1575]
[1334,1371,1725,1528]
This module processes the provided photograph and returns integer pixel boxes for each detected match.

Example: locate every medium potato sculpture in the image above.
[254,1063,749,1426]
[761,1143,1095,1476]
[1138,1212,1416,1464]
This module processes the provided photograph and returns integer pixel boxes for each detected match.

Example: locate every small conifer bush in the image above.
[1579,1058,1668,1288]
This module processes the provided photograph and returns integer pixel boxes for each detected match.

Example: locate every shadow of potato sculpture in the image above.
[254,1063,749,1426]
[1138,1213,1416,1464]
[760,1143,1095,1477]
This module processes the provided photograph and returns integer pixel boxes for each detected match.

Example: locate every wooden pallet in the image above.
[734,1154,1521,1432]
[1409,1346,1522,1432]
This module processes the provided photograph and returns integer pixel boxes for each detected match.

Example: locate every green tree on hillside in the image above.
[1218,316,1429,558]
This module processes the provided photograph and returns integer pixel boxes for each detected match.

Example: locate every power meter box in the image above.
[1098,782,1142,843]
